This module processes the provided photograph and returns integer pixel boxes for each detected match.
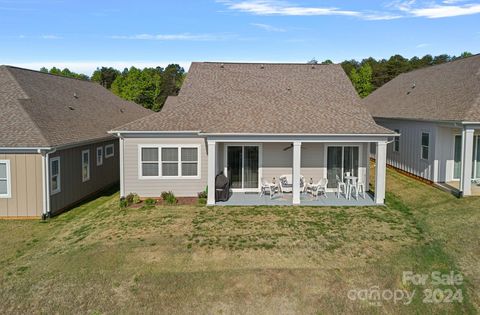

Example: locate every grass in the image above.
[0,168,479,314]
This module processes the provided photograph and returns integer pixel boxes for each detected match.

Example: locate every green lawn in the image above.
[0,168,479,314]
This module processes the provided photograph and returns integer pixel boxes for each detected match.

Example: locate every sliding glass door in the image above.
[327,146,360,188]
[226,145,260,191]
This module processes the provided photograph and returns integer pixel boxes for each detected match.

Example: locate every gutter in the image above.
[40,148,56,220]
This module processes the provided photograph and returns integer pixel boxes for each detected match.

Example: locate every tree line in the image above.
[40,64,185,112]
[40,51,475,111]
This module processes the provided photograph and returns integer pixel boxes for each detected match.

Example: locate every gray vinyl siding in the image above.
[374,118,437,182]
[49,140,119,214]
[123,137,207,197]
[0,153,43,217]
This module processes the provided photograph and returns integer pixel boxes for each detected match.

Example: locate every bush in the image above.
[119,198,128,208]
[161,191,177,205]
[126,193,141,204]
[145,198,156,206]
[197,190,207,199]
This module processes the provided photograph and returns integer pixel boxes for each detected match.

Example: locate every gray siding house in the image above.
[0,66,151,218]
[112,62,395,206]
[364,54,480,196]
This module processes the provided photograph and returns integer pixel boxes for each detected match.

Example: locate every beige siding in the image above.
[0,153,43,217]
[49,140,119,214]
[124,137,207,197]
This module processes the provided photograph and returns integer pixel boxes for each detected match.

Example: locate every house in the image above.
[111,62,395,206]
[364,54,480,196]
[0,66,151,218]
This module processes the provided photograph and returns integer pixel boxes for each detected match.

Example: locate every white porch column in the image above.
[460,127,474,196]
[375,141,387,205]
[119,137,125,198]
[292,141,302,205]
[207,141,216,205]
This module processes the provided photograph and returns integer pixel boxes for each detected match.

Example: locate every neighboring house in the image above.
[0,66,151,218]
[111,62,395,206]
[364,54,480,196]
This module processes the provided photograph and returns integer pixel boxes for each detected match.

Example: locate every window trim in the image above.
[96,146,104,166]
[82,150,90,182]
[393,129,400,152]
[0,160,11,198]
[50,157,61,195]
[138,144,201,180]
[105,144,114,158]
[421,132,430,160]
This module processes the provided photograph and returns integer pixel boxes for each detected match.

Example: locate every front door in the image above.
[327,146,359,188]
[226,145,260,191]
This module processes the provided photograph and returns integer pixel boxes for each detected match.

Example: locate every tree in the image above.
[321,59,333,65]
[307,58,318,64]
[91,67,121,89]
[350,64,373,98]
[39,67,89,80]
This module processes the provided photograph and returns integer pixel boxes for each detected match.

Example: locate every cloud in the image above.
[220,0,480,20]
[220,0,360,16]
[393,1,480,18]
[110,33,230,41]
[40,34,62,39]
[416,43,430,48]
[250,23,286,32]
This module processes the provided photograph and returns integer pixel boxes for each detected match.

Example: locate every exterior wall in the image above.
[0,153,43,217]
[49,139,119,214]
[375,118,438,182]
[123,137,207,197]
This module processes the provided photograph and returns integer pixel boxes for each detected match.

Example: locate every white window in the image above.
[141,147,159,177]
[82,150,90,182]
[139,145,200,178]
[421,132,430,160]
[50,157,61,195]
[96,147,103,166]
[105,144,114,158]
[393,129,400,152]
[0,160,11,198]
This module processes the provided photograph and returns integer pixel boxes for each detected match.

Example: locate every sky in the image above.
[1,0,479,75]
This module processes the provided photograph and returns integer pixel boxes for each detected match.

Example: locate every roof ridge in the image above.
[2,67,52,146]
[197,61,341,66]
[2,65,91,83]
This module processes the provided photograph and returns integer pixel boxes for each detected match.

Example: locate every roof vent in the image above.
[412,82,416,89]
[220,63,224,68]
[73,92,78,99]
[311,65,315,69]
[68,106,75,110]
[260,64,265,69]
[120,108,125,113]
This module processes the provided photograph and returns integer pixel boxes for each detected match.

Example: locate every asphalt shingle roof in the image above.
[0,66,152,148]
[115,62,392,135]
[364,54,480,122]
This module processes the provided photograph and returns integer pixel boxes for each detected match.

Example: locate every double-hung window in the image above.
[421,132,430,160]
[105,144,114,158]
[50,157,61,195]
[96,147,103,166]
[82,150,90,182]
[0,160,11,198]
[140,145,199,178]
[393,129,400,152]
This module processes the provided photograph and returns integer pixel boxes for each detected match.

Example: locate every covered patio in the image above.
[217,191,376,206]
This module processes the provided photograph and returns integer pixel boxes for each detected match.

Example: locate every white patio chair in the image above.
[278,174,306,193]
[260,178,277,199]
[351,179,366,200]
[310,178,328,200]
[336,174,347,198]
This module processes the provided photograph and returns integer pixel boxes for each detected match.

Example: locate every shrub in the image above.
[126,193,141,204]
[119,198,128,208]
[197,190,207,199]
[145,198,156,206]
[161,191,177,205]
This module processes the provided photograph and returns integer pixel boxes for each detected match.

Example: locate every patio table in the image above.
[344,175,357,200]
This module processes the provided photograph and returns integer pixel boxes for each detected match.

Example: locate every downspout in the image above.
[117,133,125,198]
[40,148,56,220]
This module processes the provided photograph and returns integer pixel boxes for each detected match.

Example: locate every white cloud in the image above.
[250,23,286,32]
[416,43,430,48]
[110,33,230,41]
[220,0,480,20]
[40,34,62,39]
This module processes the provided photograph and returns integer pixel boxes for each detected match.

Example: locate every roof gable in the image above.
[0,66,152,147]
[116,62,391,135]
[364,54,480,122]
